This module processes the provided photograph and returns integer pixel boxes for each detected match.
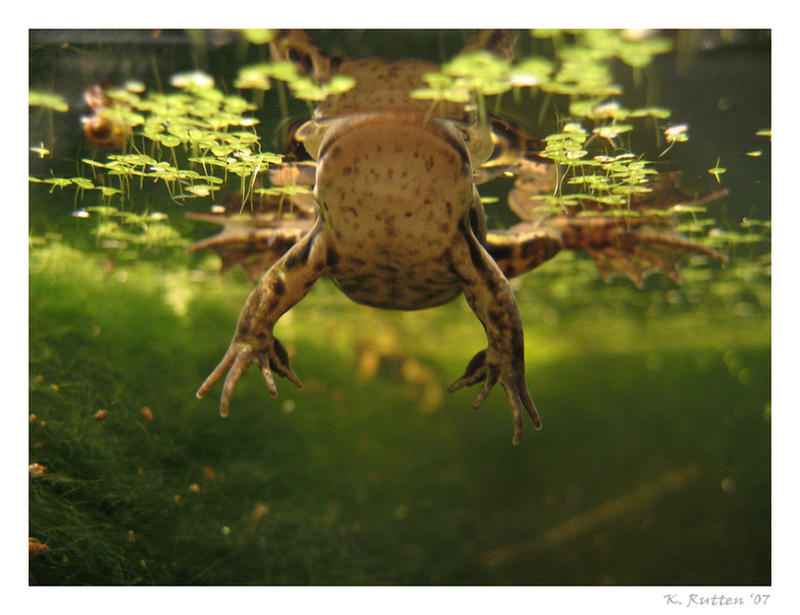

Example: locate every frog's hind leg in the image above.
[187,218,314,281]
[447,220,542,444]
[485,225,563,279]
[196,218,333,418]
[504,169,728,286]
[553,215,727,287]
[489,215,726,286]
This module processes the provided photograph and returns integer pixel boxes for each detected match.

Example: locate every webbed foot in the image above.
[448,349,542,445]
[579,224,727,288]
[196,336,302,417]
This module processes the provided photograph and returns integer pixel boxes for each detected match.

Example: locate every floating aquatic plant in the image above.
[82,205,188,250]
[28,30,745,262]
[234,60,355,101]
[410,29,685,217]
[28,66,318,247]
[30,42,359,247]
[708,158,727,183]
[30,143,51,158]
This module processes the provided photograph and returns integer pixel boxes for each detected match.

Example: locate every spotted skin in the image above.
[195,104,544,440]
[447,219,541,444]
[196,219,330,418]
[194,30,727,444]
[485,226,563,279]
[315,112,474,309]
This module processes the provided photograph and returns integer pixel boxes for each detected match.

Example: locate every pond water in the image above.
[28,30,770,588]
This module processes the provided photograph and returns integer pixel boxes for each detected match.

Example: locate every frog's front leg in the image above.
[447,219,542,444]
[196,219,331,417]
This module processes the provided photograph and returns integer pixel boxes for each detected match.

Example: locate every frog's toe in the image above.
[263,338,303,391]
[254,339,303,400]
[447,349,488,393]
[196,343,255,418]
[197,337,303,418]
[472,367,500,409]
[501,374,542,445]
[260,365,278,397]
[448,349,542,443]
[220,352,255,417]
[196,354,232,402]
[448,349,500,411]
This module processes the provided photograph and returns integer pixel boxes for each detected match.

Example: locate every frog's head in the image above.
[294,57,493,168]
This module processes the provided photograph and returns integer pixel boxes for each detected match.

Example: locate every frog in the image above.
[192,30,727,444]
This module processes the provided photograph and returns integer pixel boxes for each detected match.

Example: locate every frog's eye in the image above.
[457,123,494,165]
[451,121,473,141]
[293,120,315,143]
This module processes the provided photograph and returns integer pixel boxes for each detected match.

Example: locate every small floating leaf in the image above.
[170,71,215,89]
[82,158,112,169]
[708,158,726,183]
[185,185,214,197]
[664,124,689,142]
[593,101,628,119]
[30,143,51,158]
[86,205,120,215]
[630,107,671,119]
[96,186,123,197]
[124,80,146,93]
[158,135,183,148]
[71,177,95,189]
[242,29,274,45]
[29,90,69,112]
[43,177,73,188]
[672,204,708,214]
[593,124,633,140]
[235,64,274,90]
[562,122,587,134]
[512,57,554,80]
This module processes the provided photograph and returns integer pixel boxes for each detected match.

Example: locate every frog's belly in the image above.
[331,256,462,309]
[314,112,475,309]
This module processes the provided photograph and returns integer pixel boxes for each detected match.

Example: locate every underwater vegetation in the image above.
[29,29,769,585]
